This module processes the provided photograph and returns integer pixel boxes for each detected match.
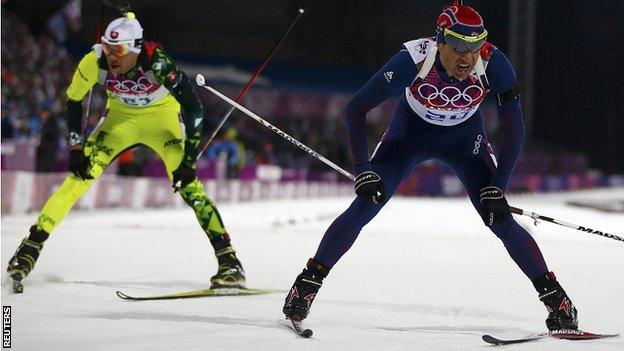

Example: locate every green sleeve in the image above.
[150,47,204,166]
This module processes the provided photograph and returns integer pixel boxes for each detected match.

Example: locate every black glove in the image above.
[172,163,196,192]
[479,186,511,226]
[68,149,93,180]
[354,171,386,204]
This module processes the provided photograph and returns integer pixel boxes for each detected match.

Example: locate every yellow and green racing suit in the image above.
[35,41,231,246]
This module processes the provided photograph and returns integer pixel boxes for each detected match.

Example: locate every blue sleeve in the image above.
[346,49,418,174]
[485,50,525,191]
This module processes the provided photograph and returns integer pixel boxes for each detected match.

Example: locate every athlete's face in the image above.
[438,43,480,80]
[105,51,139,75]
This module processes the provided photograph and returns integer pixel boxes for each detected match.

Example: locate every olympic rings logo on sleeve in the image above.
[472,134,483,154]
[416,83,484,108]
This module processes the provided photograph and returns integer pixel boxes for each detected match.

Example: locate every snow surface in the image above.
[2,188,623,350]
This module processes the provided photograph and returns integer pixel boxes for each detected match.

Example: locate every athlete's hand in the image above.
[479,186,511,226]
[172,163,196,192]
[355,171,386,204]
[68,148,93,180]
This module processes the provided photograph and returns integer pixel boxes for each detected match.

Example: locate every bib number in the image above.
[424,109,471,122]
[121,96,154,107]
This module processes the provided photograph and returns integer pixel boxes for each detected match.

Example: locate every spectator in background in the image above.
[1,115,15,139]
[228,127,247,174]
[35,105,60,172]
[256,141,277,165]
[14,118,31,139]
[207,127,244,178]
[117,149,139,176]
[117,147,152,177]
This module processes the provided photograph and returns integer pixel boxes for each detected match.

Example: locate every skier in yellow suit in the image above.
[7,13,245,292]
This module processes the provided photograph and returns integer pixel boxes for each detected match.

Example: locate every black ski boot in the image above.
[283,258,329,321]
[7,226,50,293]
[210,237,246,289]
[532,271,578,331]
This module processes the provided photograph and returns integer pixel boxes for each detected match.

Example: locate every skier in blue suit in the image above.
[283,3,578,331]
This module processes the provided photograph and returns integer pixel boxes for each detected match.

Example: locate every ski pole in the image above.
[196,7,305,160]
[197,82,355,181]
[509,206,623,243]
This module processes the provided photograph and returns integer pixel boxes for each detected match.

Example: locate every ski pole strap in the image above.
[510,206,624,243]
[413,45,437,84]
[474,56,489,90]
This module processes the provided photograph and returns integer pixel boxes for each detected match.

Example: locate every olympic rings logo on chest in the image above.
[106,76,158,95]
[413,83,484,109]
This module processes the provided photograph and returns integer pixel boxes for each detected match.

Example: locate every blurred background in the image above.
[2,0,623,212]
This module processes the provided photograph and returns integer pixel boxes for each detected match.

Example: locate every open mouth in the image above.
[456,62,470,74]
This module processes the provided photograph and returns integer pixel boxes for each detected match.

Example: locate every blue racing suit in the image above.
[314,38,547,280]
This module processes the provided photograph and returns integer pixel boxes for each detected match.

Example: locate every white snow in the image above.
[2,188,623,350]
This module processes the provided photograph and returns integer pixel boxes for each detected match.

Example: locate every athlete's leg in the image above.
[441,123,547,279]
[142,109,244,288]
[284,109,428,320]
[36,115,137,232]
[141,110,230,242]
[443,123,578,330]
[7,110,137,283]
[314,112,426,268]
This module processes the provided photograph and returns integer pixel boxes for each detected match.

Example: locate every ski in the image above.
[482,333,548,345]
[278,318,313,338]
[482,329,619,345]
[116,287,282,301]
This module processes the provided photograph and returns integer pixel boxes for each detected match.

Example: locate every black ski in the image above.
[482,333,548,345]
[278,318,313,338]
[483,329,619,345]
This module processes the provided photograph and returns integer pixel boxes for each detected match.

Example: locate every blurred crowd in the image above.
[1,11,72,138]
[1,11,70,170]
